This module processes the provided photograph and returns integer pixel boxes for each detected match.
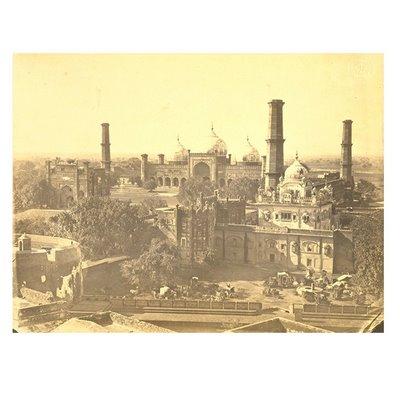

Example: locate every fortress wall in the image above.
[14,234,82,298]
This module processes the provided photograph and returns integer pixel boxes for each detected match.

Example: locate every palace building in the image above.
[153,98,355,274]
[45,123,111,208]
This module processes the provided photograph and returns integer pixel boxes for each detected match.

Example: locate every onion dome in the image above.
[173,135,188,161]
[205,124,227,155]
[242,136,260,162]
[284,152,310,181]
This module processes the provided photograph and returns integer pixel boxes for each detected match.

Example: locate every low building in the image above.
[13,233,83,301]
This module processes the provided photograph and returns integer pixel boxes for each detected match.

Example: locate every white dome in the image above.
[173,136,188,161]
[242,136,260,162]
[284,153,309,180]
[193,125,227,155]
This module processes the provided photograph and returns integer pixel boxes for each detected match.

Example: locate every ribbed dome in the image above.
[173,135,188,161]
[284,153,309,180]
[204,125,227,155]
[242,136,260,162]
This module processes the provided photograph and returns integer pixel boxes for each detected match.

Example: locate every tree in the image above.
[13,161,53,211]
[14,217,52,236]
[355,179,378,204]
[143,179,157,192]
[351,210,383,298]
[202,249,217,267]
[177,177,217,206]
[130,176,142,186]
[138,197,168,218]
[121,239,181,291]
[49,197,145,260]
[222,177,259,202]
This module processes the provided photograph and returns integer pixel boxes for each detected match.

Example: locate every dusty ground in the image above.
[110,185,179,206]
[199,265,308,311]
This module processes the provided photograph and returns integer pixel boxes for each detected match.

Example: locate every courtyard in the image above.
[110,185,179,207]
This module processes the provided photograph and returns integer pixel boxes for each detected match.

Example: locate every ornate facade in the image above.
[140,126,262,189]
[152,98,356,275]
[155,194,353,275]
[46,123,111,208]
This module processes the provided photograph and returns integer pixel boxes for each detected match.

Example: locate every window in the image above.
[292,215,297,221]
[280,244,286,251]
[307,258,312,267]
[281,212,292,221]
[180,237,186,247]
[269,254,275,262]
[275,213,279,220]
[269,241,275,249]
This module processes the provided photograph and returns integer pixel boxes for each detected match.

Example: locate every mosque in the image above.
[140,124,263,189]
[44,97,355,274]
[141,99,354,203]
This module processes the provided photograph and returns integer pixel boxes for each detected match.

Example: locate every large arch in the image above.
[165,177,171,187]
[172,177,179,187]
[193,162,211,180]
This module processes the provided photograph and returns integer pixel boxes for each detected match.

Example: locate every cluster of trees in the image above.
[121,239,181,291]
[351,210,383,298]
[13,161,54,211]
[177,176,260,206]
[355,179,379,204]
[15,197,163,260]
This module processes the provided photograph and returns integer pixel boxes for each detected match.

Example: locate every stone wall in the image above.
[14,234,83,300]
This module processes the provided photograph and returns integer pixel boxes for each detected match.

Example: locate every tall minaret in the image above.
[340,120,353,187]
[101,123,111,173]
[264,99,285,190]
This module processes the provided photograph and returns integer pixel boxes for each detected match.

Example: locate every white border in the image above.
[1,1,398,399]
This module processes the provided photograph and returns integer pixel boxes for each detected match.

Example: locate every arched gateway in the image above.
[193,161,211,181]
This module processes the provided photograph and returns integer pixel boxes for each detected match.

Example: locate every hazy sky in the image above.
[13,54,383,160]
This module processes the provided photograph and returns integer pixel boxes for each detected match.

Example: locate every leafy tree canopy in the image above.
[177,177,217,206]
[143,179,157,192]
[355,179,378,203]
[13,161,54,211]
[351,210,383,298]
[121,238,181,291]
[221,177,259,202]
[49,197,146,260]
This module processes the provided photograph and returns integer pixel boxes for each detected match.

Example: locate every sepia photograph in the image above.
[12,54,384,333]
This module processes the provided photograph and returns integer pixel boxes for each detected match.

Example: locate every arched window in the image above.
[173,177,179,187]
[302,241,319,253]
[266,239,276,249]
[181,177,187,186]
[180,237,186,247]
[158,177,163,186]
[165,177,171,186]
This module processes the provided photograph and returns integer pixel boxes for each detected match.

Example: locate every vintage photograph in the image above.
[12,54,383,333]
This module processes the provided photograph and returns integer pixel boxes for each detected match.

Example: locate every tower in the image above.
[265,99,285,190]
[101,122,111,173]
[340,120,353,187]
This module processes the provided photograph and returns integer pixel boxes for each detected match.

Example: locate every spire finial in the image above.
[295,150,299,160]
